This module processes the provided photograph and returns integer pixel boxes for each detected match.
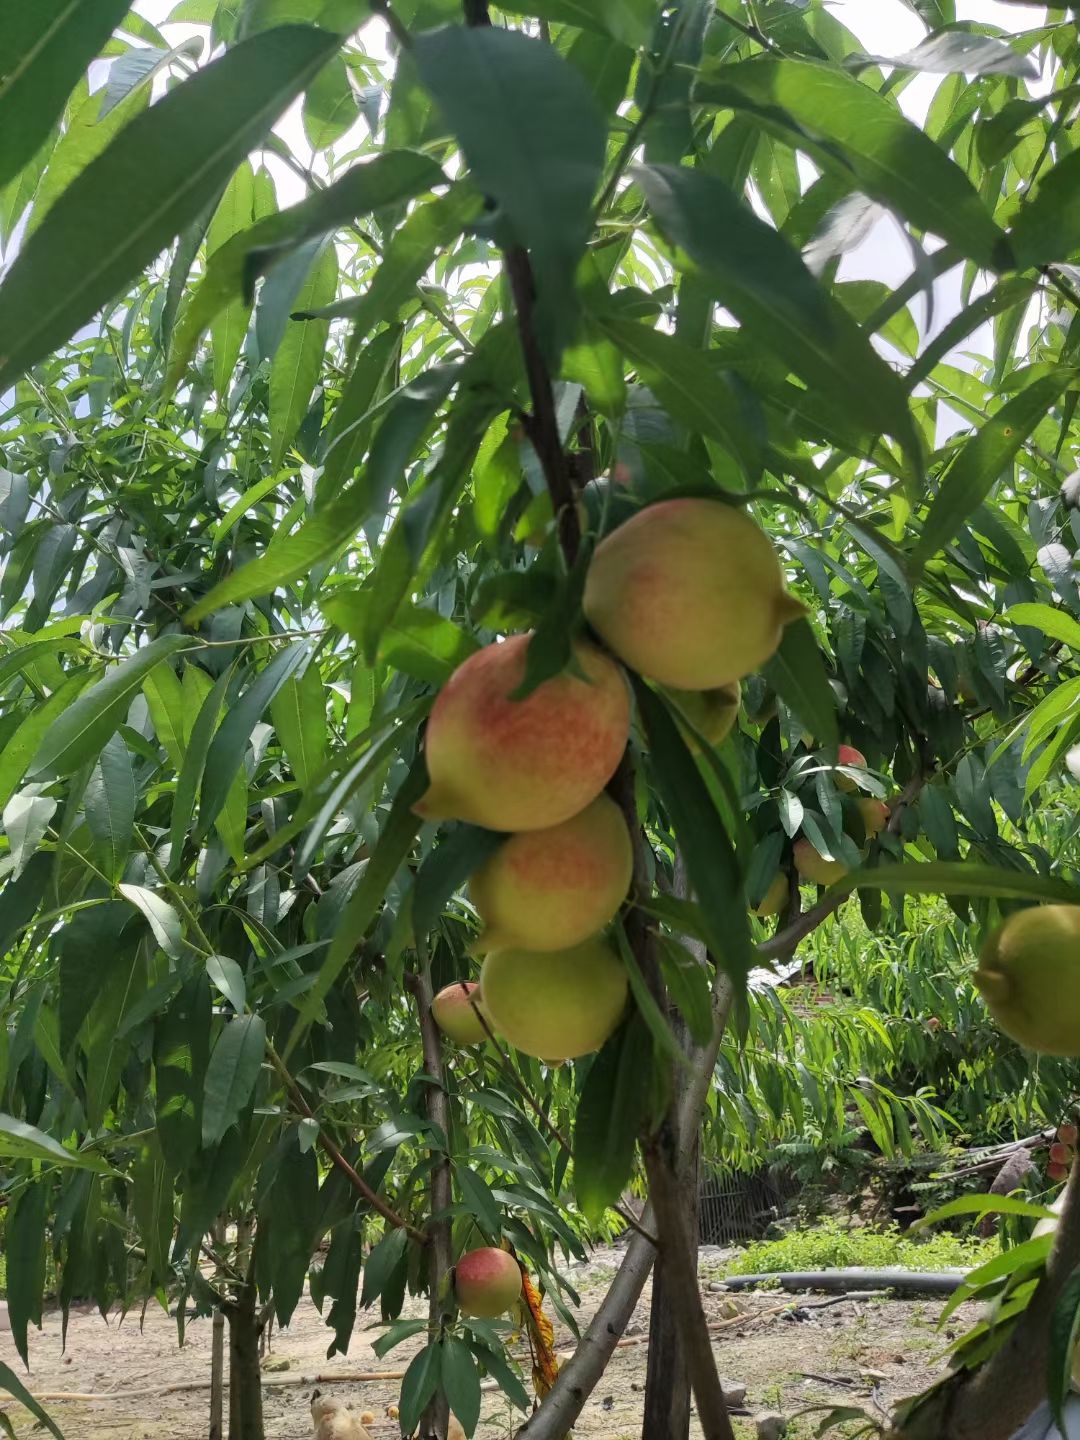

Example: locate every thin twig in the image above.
[369,0,411,48]
[266,1043,427,1244]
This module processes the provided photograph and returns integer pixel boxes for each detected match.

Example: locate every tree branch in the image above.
[368,0,411,48]
[266,1044,427,1245]
[463,0,491,23]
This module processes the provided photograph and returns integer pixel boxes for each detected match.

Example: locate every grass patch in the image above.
[722,1220,995,1277]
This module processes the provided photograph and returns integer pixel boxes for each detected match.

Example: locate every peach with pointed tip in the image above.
[431,982,488,1046]
[753,872,789,919]
[857,797,889,837]
[454,1247,522,1318]
[793,838,849,886]
[480,936,628,1061]
[836,744,867,793]
[975,905,1080,1056]
[414,634,629,833]
[583,498,804,690]
[470,795,632,953]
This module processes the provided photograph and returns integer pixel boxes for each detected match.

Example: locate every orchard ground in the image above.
[0,1246,974,1440]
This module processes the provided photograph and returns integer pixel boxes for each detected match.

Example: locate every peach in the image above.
[1060,1123,1079,1146]
[480,936,628,1060]
[431,981,488,1046]
[836,744,866,792]
[470,795,632,952]
[454,1247,522,1318]
[666,682,741,751]
[583,499,804,690]
[1048,1161,1070,1183]
[753,872,789,918]
[414,634,629,832]
[793,838,849,886]
[1050,1141,1072,1165]
[857,797,889,837]
[975,906,1080,1055]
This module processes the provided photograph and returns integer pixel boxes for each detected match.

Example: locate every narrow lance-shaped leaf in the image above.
[269,239,338,465]
[202,1014,267,1148]
[0,24,342,391]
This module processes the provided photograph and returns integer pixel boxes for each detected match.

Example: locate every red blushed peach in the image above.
[1050,1141,1074,1165]
[469,794,632,952]
[1059,1122,1079,1146]
[1048,1161,1070,1183]
[836,744,866,792]
[414,634,630,833]
[454,1247,522,1318]
[583,498,804,690]
[857,797,889,836]
[431,982,488,1046]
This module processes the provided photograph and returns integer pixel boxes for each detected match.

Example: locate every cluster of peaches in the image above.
[414,496,823,1064]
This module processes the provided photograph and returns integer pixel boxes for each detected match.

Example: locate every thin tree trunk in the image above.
[228,1285,264,1440]
[642,1132,699,1440]
[210,1308,225,1439]
[411,966,452,1440]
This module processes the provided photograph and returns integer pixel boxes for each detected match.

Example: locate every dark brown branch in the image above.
[266,1044,427,1244]
[505,247,582,565]
[368,0,411,47]
[463,0,491,23]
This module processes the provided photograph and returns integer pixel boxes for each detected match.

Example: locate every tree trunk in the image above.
[412,967,452,1440]
[642,1131,699,1440]
[210,1308,225,1439]
[228,1285,264,1440]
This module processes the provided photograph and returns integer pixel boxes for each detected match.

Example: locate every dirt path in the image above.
[0,1248,973,1439]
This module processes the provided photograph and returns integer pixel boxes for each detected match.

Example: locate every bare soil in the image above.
[0,1247,975,1440]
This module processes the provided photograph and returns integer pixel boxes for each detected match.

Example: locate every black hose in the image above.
[719,1267,967,1295]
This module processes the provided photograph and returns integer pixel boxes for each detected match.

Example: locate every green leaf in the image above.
[270,239,337,465]
[143,662,187,770]
[635,678,754,987]
[0,0,132,191]
[0,24,342,392]
[907,276,1035,388]
[0,674,88,813]
[320,324,404,496]
[360,1226,409,1308]
[118,884,185,960]
[835,861,1080,905]
[916,1194,1055,1228]
[169,665,232,873]
[414,24,606,362]
[207,161,264,397]
[657,936,713,1046]
[206,955,247,1014]
[28,635,189,779]
[269,1134,319,1325]
[3,790,57,880]
[1049,1263,1080,1431]
[399,1341,442,1438]
[6,1180,46,1366]
[456,1165,503,1241]
[497,0,655,46]
[889,31,1037,78]
[325,594,478,687]
[169,149,444,385]
[199,641,310,835]
[0,1362,64,1440]
[83,733,135,882]
[270,663,328,790]
[762,619,838,752]
[913,372,1076,568]
[294,755,425,1037]
[412,824,504,940]
[615,924,686,1067]
[186,365,462,623]
[0,1113,111,1173]
[202,1013,267,1147]
[155,974,211,1170]
[695,58,1006,269]
[635,164,922,478]
[1007,603,1080,652]
[303,52,360,150]
[441,1334,482,1439]
[573,1012,653,1223]
[1010,149,1080,267]
[595,313,762,480]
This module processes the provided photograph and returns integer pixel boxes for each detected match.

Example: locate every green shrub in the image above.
[722,1220,995,1277]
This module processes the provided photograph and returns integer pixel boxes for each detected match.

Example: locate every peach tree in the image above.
[3,2,1080,1440]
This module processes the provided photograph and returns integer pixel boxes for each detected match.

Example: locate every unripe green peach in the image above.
[431,982,488,1046]
[975,906,1080,1055]
[753,872,789,918]
[666,682,741,751]
[836,744,866,793]
[470,795,632,953]
[414,634,629,833]
[857,797,889,837]
[480,936,628,1061]
[454,1247,522,1318]
[583,499,804,690]
[793,838,849,886]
